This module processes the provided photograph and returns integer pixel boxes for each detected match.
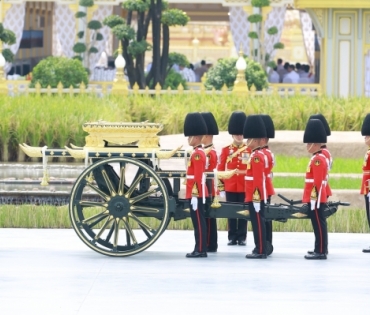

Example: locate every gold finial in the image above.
[117,41,123,55]
[239,43,244,57]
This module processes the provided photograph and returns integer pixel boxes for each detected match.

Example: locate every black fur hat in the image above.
[228,111,247,135]
[184,112,207,136]
[309,114,331,136]
[201,112,219,135]
[303,119,327,143]
[361,113,370,136]
[243,115,267,139]
[260,114,275,139]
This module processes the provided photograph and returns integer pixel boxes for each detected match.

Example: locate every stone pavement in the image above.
[1,229,369,315]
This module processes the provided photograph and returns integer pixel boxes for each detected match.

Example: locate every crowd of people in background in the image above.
[145,57,315,85]
[174,60,210,83]
[146,59,210,83]
[175,57,316,85]
[268,58,315,84]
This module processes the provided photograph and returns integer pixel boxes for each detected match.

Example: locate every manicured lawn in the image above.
[0,205,368,233]
[275,155,362,174]
[272,176,361,190]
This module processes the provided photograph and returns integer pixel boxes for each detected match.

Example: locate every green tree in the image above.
[103,0,189,89]
[30,56,89,88]
[205,57,268,91]
[73,0,104,71]
[0,23,16,63]
[248,0,284,70]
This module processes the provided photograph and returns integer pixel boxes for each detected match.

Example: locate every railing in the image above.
[1,79,322,97]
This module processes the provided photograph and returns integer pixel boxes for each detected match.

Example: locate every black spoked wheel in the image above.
[69,157,170,257]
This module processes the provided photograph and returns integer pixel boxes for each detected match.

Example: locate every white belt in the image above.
[245,175,271,180]
[186,175,194,179]
[305,179,327,184]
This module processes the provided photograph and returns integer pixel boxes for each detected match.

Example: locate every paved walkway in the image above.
[1,229,369,315]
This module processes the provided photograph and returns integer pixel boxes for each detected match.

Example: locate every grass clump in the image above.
[274,155,363,174]
[0,206,368,233]
[272,176,360,190]
[0,94,369,161]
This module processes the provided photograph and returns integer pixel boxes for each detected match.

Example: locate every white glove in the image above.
[219,191,226,199]
[191,197,198,211]
[253,202,261,212]
[367,192,370,199]
[310,200,316,210]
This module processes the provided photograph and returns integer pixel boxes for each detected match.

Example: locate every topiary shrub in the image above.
[30,56,89,88]
[162,69,187,90]
[205,57,268,91]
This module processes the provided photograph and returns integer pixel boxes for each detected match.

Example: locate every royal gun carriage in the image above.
[19,121,349,257]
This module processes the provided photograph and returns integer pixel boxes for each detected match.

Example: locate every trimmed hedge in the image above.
[0,94,368,161]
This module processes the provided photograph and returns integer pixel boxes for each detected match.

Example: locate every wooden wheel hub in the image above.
[108,196,130,218]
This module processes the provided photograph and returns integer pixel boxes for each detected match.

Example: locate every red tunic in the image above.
[321,146,333,197]
[244,149,266,203]
[302,152,328,203]
[217,143,250,193]
[205,145,218,196]
[361,148,370,195]
[186,146,209,199]
[261,146,275,197]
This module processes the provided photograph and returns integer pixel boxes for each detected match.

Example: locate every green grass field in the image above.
[272,176,360,189]
[0,205,368,233]
[274,155,363,173]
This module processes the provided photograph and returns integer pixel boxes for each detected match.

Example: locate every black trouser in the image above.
[365,195,370,228]
[265,196,273,244]
[204,180,218,250]
[204,197,218,250]
[248,201,266,255]
[206,218,218,250]
[190,197,207,253]
[226,192,248,242]
[308,203,328,254]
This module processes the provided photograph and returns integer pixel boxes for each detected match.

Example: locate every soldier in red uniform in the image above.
[217,111,249,246]
[184,112,209,258]
[200,112,219,253]
[303,119,329,260]
[309,114,333,199]
[259,115,275,254]
[360,114,370,253]
[243,115,268,259]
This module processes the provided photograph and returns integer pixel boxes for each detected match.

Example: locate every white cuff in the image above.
[253,202,261,212]
[310,200,316,210]
[219,191,226,198]
[191,197,198,211]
